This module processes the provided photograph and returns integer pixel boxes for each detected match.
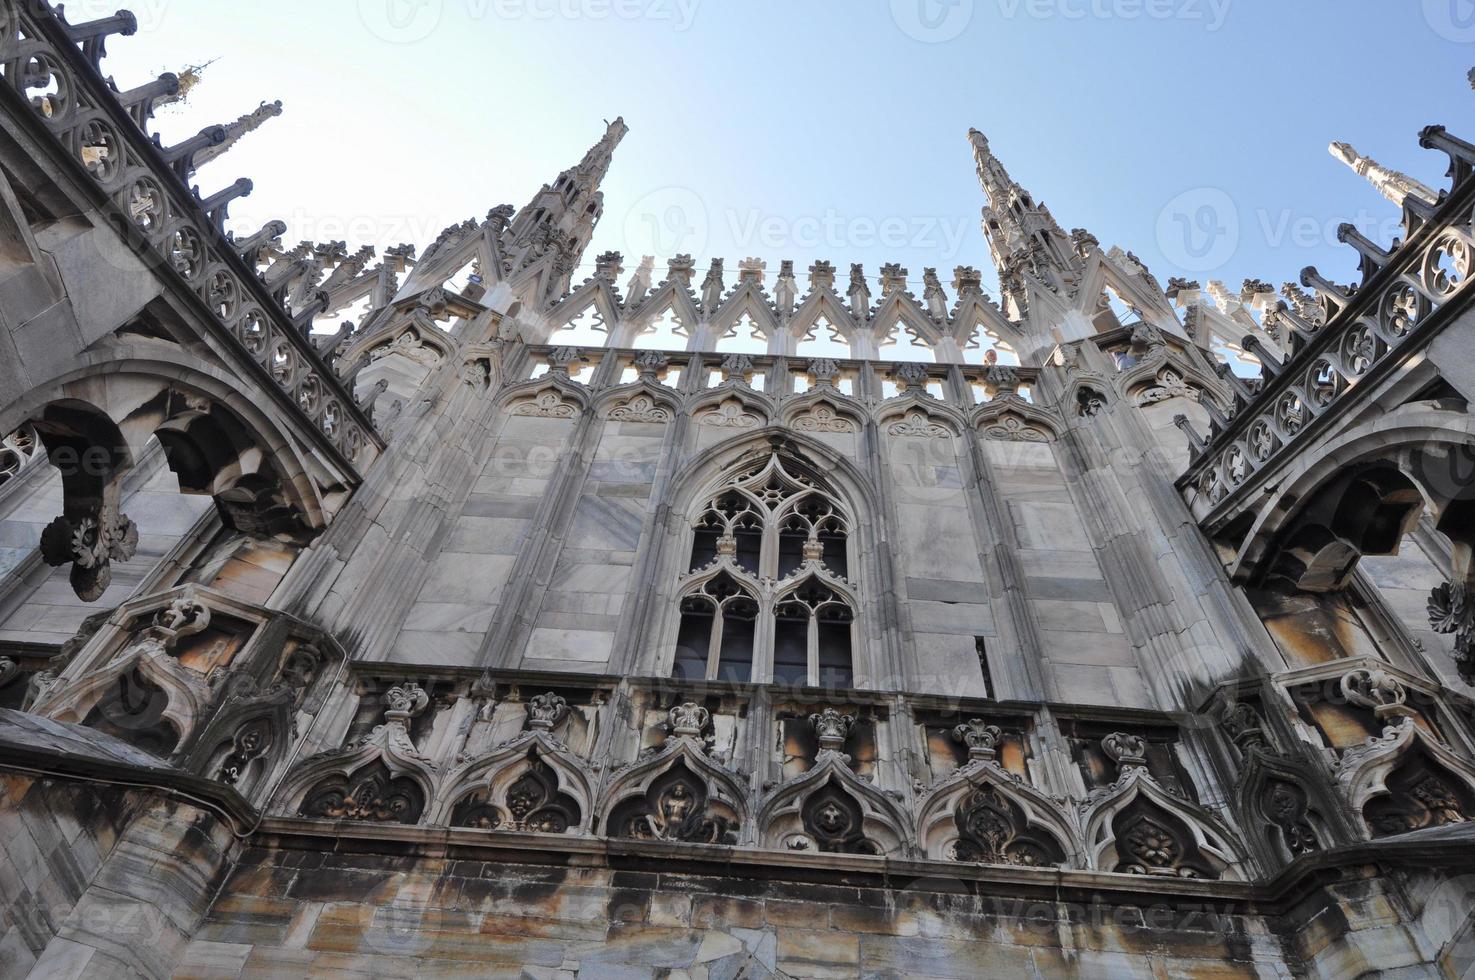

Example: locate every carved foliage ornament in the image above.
[511,389,578,419]
[952,784,1065,867]
[300,761,424,824]
[606,393,672,423]
[953,719,1002,764]
[791,403,856,434]
[696,397,762,429]
[39,509,139,602]
[887,409,950,439]
[983,414,1049,444]
[1428,582,1475,683]
[1262,779,1320,856]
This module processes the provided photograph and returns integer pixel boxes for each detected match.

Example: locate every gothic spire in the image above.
[967,129,1082,316]
[507,117,628,305]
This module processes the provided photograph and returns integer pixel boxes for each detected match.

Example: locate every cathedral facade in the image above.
[2,4,1475,977]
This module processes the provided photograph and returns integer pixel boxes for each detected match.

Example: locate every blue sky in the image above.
[106,0,1475,302]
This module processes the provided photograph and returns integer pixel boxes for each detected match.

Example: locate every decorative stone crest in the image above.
[807,358,841,386]
[892,361,931,394]
[1263,779,1320,856]
[632,350,669,380]
[668,701,710,740]
[719,353,755,385]
[809,707,854,759]
[525,692,569,732]
[382,683,429,723]
[1102,732,1148,773]
[952,719,1003,764]
[794,781,880,855]
[1076,387,1108,418]
[546,347,584,377]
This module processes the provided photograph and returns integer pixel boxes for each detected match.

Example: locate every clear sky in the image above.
[103,0,1475,302]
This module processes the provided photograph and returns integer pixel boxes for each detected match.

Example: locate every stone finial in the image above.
[1165,277,1201,306]
[626,255,655,303]
[1070,228,1099,256]
[951,266,983,297]
[1281,282,1325,328]
[984,364,1019,396]
[633,350,669,379]
[848,264,867,293]
[382,683,429,723]
[1219,700,1267,752]
[879,263,909,295]
[1101,732,1148,772]
[720,353,754,384]
[808,260,836,290]
[668,701,710,738]
[809,707,854,754]
[667,254,696,286]
[738,257,766,284]
[808,358,842,386]
[952,719,1003,763]
[922,268,948,318]
[526,692,569,731]
[547,346,584,376]
[701,258,725,309]
[486,204,515,232]
[893,361,930,393]
[594,251,624,279]
[1328,141,1438,208]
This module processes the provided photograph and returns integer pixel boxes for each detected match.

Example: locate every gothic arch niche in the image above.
[431,730,593,834]
[758,758,910,857]
[602,753,743,845]
[670,440,862,687]
[917,770,1077,868]
[1334,715,1475,839]
[1083,771,1243,881]
[299,760,427,825]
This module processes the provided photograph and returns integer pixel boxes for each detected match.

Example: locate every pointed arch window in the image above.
[675,450,857,688]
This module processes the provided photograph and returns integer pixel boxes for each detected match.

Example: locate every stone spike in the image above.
[1328,141,1437,208]
[193,101,284,170]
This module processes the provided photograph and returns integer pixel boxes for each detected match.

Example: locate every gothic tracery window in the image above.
[674,450,857,688]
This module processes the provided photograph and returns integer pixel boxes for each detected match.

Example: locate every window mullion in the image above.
[807,610,819,687]
[706,607,723,681]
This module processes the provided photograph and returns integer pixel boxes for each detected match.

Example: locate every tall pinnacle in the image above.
[508,117,629,306]
[967,128,1081,314]
[1328,141,1437,208]
[193,100,283,170]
